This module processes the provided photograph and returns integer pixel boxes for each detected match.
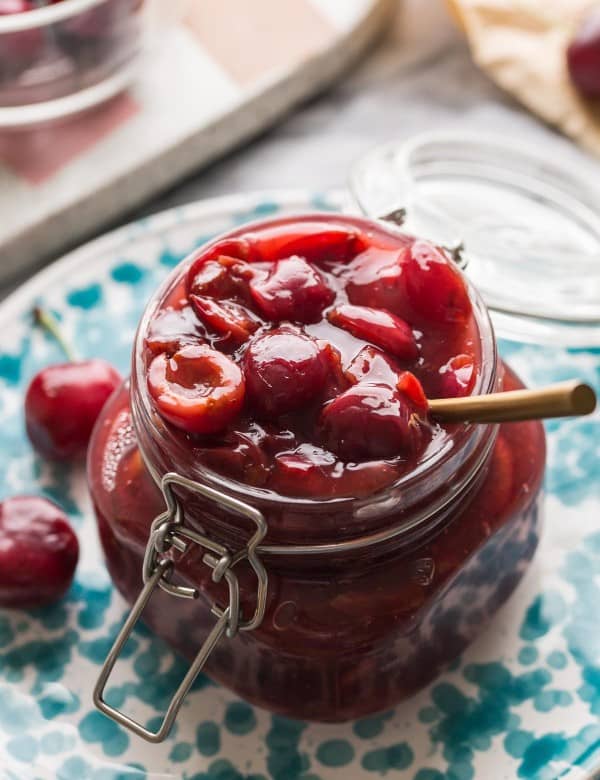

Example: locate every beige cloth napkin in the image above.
[447,0,600,156]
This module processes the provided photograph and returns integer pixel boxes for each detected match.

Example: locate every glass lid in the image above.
[350,132,600,347]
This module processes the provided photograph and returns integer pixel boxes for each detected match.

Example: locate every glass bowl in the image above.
[0,0,146,128]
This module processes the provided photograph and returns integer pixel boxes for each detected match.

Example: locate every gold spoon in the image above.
[428,379,597,424]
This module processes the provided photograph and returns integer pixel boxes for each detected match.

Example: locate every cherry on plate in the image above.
[0,496,79,609]
[320,383,428,461]
[148,344,245,434]
[243,329,332,416]
[403,240,471,327]
[249,256,334,323]
[25,359,121,461]
[328,304,418,360]
[567,6,600,99]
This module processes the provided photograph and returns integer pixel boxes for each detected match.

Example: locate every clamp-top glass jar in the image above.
[88,213,546,741]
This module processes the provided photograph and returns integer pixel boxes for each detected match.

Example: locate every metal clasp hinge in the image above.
[93,472,268,743]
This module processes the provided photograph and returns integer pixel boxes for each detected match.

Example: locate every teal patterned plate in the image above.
[0,191,599,780]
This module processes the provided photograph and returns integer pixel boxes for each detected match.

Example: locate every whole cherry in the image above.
[320,380,429,461]
[0,496,79,608]
[25,308,121,461]
[567,5,600,99]
[243,328,334,417]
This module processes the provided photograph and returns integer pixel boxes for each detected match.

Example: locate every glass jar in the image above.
[88,213,546,738]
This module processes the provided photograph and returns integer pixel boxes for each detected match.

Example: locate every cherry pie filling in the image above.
[88,215,545,721]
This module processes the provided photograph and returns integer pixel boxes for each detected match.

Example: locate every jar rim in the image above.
[131,212,499,546]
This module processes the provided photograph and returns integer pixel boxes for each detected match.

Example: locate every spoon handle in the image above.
[428,380,597,423]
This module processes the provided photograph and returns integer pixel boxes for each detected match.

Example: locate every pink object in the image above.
[184,0,334,86]
[0,93,139,184]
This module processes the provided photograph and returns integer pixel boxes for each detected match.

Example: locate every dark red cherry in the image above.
[148,344,245,434]
[328,304,418,360]
[438,354,476,398]
[0,496,79,609]
[190,295,260,344]
[249,256,334,323]
[243,329,331,416]
[144,305,204,356]
[25,359,121,461]
[403,240,471,327]
[320,383,428,461]
[187,239,258,301]
[567,6,600,98]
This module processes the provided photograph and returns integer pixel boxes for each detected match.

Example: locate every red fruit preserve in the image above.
[88,214,545,728]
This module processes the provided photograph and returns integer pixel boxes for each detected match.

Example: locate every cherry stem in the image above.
[33,306,78,362]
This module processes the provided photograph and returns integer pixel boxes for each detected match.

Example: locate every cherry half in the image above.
[403,241,471,327]
[0,496,79,609]
[148,344,245,434]
[190,295,260,344]
[328,304,418,360]
[187,241,257,302]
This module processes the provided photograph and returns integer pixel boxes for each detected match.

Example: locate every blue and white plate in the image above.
[0,191,598,780]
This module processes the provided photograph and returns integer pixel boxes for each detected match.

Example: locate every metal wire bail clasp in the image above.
[93,472,268,743]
